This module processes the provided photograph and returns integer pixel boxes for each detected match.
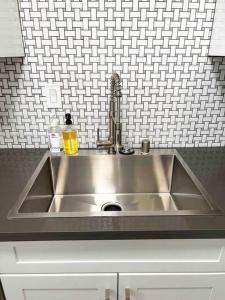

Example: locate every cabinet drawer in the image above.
[0,239,225,273]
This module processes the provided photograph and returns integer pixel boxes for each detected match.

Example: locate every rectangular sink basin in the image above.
[8,151,220,218]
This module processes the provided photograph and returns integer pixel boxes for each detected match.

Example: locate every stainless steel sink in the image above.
[8,150,220,218]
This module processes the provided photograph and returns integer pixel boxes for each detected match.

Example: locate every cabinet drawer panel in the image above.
[0,239,225,273]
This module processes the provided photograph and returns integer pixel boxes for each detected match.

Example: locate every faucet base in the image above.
[108,147,116,155]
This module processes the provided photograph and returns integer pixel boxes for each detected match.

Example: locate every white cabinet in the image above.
[0,0,24,57]
[1,239,225,300]
[1,239,225,274]
[209,0,225,56]
[1,274,117,300]
[2,272,225,300]
[119,273,225,300]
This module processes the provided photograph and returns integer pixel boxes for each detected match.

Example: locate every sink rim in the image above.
[7,149,222,219]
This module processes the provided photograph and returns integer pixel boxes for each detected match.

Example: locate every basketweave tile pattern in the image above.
[0,0,225,148]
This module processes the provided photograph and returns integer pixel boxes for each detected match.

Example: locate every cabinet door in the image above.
[209,0,225,56]
[1,273,117,300]
[119,273,225,300]
[0,0,24,57]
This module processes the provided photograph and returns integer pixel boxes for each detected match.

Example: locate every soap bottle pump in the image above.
[63,113,78,155]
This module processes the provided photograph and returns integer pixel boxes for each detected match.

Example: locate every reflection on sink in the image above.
[8,151,220,218]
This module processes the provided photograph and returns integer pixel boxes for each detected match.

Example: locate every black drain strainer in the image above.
[101,202,123,212]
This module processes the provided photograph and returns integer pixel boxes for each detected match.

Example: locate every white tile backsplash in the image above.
[0,0,225,149]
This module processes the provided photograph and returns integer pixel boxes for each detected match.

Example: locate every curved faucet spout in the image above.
[96,72,123,153]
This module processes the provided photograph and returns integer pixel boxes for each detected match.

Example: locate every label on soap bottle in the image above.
[49,133,61,152]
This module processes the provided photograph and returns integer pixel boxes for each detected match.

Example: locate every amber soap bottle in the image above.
[63,113,78,155]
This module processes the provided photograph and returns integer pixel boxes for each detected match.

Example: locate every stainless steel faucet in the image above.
[96,72,123,154]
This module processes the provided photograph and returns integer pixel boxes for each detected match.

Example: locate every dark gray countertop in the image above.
[1,148,225,241]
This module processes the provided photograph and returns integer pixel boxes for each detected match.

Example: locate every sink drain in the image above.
[101,202,123,212]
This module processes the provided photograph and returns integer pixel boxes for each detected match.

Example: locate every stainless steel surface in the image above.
[141,139,150,154]
[96,72,123,153]
[8,149,221,219]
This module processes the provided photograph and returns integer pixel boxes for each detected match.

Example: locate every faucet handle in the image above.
[96,127,115,153]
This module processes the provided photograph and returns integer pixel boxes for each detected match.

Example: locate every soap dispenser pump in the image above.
[63,113,78,155]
